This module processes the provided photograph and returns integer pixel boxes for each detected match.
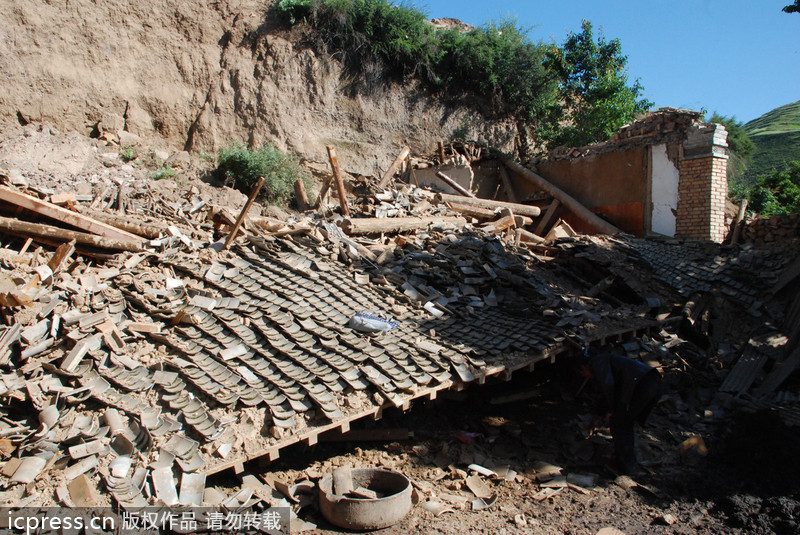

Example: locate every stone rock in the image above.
[7,168,28,187]
[597,528,625,535]
[97,113,125,141]
[76,182,94,196]
[99,153,121,167]
[166,151,192,169]
[118,131,143,147]
[123,101,155,137]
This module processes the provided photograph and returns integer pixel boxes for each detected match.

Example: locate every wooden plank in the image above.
[85,209,172,239]
[517,228,546,244]
[481,215,516,234]
[535,199,561,236]
[446,202,496,220]
[0,185,140,242]
[377,146,410,189]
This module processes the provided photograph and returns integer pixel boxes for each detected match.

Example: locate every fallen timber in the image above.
[433,192,542,218]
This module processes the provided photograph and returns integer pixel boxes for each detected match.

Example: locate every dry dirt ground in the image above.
[231,357,800,535]
[2,126,799,534]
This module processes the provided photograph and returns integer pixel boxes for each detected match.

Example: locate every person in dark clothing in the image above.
[579,347,663,474]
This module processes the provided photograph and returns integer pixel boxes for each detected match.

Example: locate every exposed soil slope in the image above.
[0,0,516,176]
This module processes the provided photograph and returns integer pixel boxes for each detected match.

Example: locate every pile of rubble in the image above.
[0,148,798,530]
[0,166,671,516]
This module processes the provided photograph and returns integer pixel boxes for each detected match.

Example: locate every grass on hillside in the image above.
[744,100,800,136]
[740,100,800,186]
[743,131,800,185]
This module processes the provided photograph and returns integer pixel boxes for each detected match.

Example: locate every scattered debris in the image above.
[0,134,798,535]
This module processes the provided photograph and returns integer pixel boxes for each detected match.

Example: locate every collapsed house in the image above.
[0,112,798,526]
[421,109,732,242]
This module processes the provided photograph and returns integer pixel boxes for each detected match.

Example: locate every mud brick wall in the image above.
[741,214,800,245]
[675,123,729,242]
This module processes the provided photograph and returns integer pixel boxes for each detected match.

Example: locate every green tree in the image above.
[709,113,756,199]
[543,20,653,148]
[435,19,558,156]
[784,1,800,14]
[749,161,800,216]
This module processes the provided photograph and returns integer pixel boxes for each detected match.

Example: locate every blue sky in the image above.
[419,0,799,124]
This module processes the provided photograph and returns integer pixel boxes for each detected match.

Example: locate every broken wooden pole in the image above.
[434,192,541,218]
[730,198,748,246]
[535,199,561,236]
[89,185,111,209]
[438,141,446,164]
[446,202,496,220]
[83,210,164,239]
[435,171,477,198]
[0,185,142,242]
[326,146,351,217]
[117,182,127,214]
[377,146,410,189]
[517,228,546,244]
[498,166,517,203]
[222,176,265,250]
[502,159,623,235]
[314,175,334,210]
[481,215,517,234]
[22,239,76,292]
[294,178,309,212]
[497,207,533,228]
[340,216,467,236]
[0,216,142,252]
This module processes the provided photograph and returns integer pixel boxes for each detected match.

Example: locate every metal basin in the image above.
[318,468,413,530]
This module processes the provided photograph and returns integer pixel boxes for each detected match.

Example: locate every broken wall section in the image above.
[740,213,800,247]
[532,109,729,242]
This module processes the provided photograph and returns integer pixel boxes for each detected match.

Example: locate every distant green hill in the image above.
[743,100,800,181]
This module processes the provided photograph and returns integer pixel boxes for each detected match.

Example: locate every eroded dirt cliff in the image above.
[0,0,516,176]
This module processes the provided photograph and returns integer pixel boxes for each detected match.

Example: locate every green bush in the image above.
[276,0,313,24]
[278,0,439,81]
[151,165,175,181]
[121,147,136,162]
[749,160,800,216]
[217,143,310,206]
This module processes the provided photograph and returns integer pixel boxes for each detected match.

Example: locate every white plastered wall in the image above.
[650,143,680,237]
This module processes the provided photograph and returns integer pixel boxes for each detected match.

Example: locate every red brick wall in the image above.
[676,155,728,242]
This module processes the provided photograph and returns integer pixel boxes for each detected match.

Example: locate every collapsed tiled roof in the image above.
[5,163,797,511]
[1,212,662,507]
[629,237,794,313]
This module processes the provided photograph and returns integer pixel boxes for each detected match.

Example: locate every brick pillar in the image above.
[676,123,729,242]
